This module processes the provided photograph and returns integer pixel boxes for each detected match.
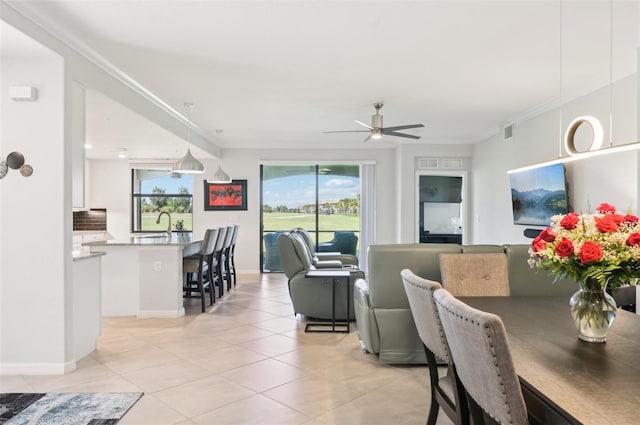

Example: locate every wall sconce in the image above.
[0,152,33,179]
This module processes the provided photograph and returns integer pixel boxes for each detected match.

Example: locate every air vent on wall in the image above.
[417,158,439,169]
[442,159,463,169]
[503,124,514,141]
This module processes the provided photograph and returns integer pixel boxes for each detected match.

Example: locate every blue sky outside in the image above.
[509,163,566,193]
[264,174,360,208]
[141,174,193,194]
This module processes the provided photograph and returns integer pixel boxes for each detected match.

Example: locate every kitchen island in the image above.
[88,233,202,318]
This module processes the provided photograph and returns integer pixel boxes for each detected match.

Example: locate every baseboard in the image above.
[237,269,262,274]
[0,359,76,375]
[137,308,185,318]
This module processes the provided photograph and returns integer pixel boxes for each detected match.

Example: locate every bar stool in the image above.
[228,225,239,287]
[222,226,235,291]
[183,228,218,312]
[212,226,227,298]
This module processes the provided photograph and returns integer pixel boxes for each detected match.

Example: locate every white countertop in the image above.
[87,232,201,247]
[72,251,106,261]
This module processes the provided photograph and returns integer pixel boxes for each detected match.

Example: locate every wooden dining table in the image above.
[460,296,640,425]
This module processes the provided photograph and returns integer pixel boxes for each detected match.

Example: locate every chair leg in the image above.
[225,257,232,291]
[208,264,215,305]
[216,257,224,298]
[466,392,486,425]
[424,347,441,425]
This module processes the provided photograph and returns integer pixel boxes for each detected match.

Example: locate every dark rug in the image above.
[0,392,143,424]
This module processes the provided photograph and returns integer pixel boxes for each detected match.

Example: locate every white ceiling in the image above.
[3,1,639,159]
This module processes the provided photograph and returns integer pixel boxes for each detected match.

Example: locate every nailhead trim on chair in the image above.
[435,296,516,425]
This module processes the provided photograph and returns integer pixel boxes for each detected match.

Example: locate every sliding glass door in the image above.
[261,164,360,272]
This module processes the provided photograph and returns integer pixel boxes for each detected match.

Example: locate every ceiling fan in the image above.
[325,103,424,142]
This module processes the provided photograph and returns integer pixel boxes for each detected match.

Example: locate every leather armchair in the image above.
[291,228,358,267]
[318,231,358,256]
[278,232,364,320]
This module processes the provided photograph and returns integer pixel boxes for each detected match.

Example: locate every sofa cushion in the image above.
[505,244,576,297]
[368,244,462,309]
[439,253,510,296]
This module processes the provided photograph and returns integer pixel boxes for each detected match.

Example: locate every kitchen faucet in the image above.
[156,211,172,235]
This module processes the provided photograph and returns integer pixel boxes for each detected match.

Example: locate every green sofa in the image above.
[353,243,578,364]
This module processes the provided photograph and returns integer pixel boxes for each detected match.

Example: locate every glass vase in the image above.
[569,281,617,343]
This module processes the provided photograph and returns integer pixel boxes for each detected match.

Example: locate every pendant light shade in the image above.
[208,164,232,183]
[173,103,205,174]
[174,148,205,174]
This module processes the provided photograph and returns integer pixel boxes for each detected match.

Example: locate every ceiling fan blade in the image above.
[324,130,370,133]
[382,124,424,132]
[383,131,421,140]
[362,134,372,143]
[354,120,373,130]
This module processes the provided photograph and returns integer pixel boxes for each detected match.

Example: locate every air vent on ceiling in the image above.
[503,123,514,141]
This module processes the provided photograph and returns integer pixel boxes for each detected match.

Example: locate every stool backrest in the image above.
[201,228,219,256]
[223,225,234,249]
[214,227,227,253]
[231,225,240,246]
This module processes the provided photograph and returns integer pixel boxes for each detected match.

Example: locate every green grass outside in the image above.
[141,213,193,231]
[263,212,359,243]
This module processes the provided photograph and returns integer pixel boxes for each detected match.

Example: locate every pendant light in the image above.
[207,129,232,183]
[173,103,205,174]
[208,161,232,183]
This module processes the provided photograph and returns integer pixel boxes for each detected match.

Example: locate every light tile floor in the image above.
[1,273,454,425]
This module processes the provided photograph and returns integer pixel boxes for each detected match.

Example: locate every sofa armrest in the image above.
[316,252,359,266]
[314,259,344,269]
[354,278,379,354]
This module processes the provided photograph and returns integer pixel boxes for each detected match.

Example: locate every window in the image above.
[131,169,193,233]
[260,164,361,272]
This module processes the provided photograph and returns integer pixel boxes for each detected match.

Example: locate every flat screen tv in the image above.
[509,162,569,226]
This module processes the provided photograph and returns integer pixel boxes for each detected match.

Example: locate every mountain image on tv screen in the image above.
[509,163,568,226]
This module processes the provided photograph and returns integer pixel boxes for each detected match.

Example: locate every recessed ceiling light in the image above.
[84,144,93,149]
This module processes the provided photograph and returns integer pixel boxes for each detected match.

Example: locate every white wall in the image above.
[0,55,69,373]
[89,159,131,239]
[473,73,638,245]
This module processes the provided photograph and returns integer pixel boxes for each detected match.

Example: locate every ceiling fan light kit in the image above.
[325,103,424,142]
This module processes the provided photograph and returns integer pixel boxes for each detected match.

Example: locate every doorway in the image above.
[417,172,467,244]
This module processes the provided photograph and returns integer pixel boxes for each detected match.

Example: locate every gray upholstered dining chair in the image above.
[439,253,510,297]
[400,269,469,425]
[433,288,529,425]
[183,228,219,312]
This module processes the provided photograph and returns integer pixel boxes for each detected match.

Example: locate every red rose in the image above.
[597,203,616,214]
[611,214,625,225]
[560,213,580,230]
[625,215,639,223]
[579,241,603,264]
[539,227,556,242]
[626,233,640,246]
[595,215,619,233]
[555,238,574,258]
[532,236,546,252]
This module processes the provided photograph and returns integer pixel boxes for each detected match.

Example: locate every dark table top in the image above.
[460,296,640,425]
